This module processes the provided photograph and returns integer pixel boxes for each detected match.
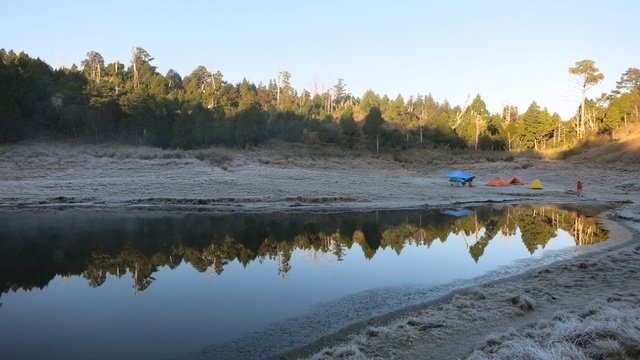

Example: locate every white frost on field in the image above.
[467,296,640,360]
[2,141,637,213]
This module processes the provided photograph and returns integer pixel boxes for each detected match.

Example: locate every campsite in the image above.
[2,2,640,360]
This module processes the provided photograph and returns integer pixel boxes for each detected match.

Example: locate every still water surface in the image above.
[0,205,608,359]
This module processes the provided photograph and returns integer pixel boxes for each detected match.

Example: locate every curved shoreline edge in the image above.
[271,212,638,360]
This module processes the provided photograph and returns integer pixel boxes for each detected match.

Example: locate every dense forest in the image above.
[0,205,607,293]
[1,47,638,152]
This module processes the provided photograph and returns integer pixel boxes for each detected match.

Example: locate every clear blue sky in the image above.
[2,0,638,119]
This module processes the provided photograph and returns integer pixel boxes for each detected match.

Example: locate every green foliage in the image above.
[0,63,22,141]
[518,101,557,149]
[435,128,467,149]
[119,92,173,147]
[383,94,406,122]
[614,68,640,94]
[382,128,410,150]
[452,94,496,150]
[569,59,605,88]
[171,102,216,148]
[477,134,504,151]
[362,106,384,138]
[469,94,489,116]
[0,48,468,151]
[339,110,358,137]
[3,47,637,152]
[237,78,258,110]
[269,111,306,142]
[569,59,605,140]
[308,115,340,144]
[0,51,57,139]
[358,90,380,118]
[86,99,123,140]
[231,104,268,147]
[333,78,348,108]
[455,112,479,146]
[602,106,622,133]
[81,51,104,83]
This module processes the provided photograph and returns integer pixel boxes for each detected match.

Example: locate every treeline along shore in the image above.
[1,48,638,152]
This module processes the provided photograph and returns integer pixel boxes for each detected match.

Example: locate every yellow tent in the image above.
[529,179,544,189]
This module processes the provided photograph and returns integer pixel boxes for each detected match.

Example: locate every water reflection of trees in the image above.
[0,205,609,295]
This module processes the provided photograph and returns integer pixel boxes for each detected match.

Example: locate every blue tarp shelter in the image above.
[444,170,475,179]
[445,170,476,186]
[442,209,474,217]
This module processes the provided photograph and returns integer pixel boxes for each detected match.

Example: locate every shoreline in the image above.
[0,197,622,215]
[278,216,639,359]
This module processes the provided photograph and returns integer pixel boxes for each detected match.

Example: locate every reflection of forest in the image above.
[0,205,608,295]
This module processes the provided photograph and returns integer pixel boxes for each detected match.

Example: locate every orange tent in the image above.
[486,177,509,187]
[503,176,525,185]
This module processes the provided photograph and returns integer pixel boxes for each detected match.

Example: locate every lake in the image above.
[0,204,608,359]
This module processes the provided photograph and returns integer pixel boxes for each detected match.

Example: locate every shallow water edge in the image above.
[273,217,635,360]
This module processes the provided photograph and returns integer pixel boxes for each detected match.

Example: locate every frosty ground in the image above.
[1,140,639,359]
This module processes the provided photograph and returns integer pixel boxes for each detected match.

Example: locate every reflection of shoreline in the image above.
[0,204,610,295]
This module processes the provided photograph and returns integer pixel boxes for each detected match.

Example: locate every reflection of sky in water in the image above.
[0,210,602,360]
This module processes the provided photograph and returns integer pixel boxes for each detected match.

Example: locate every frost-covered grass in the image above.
[0,141,241,165]
[470,297,640,360]
[306,343,374,360]
[302,293,640,360]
